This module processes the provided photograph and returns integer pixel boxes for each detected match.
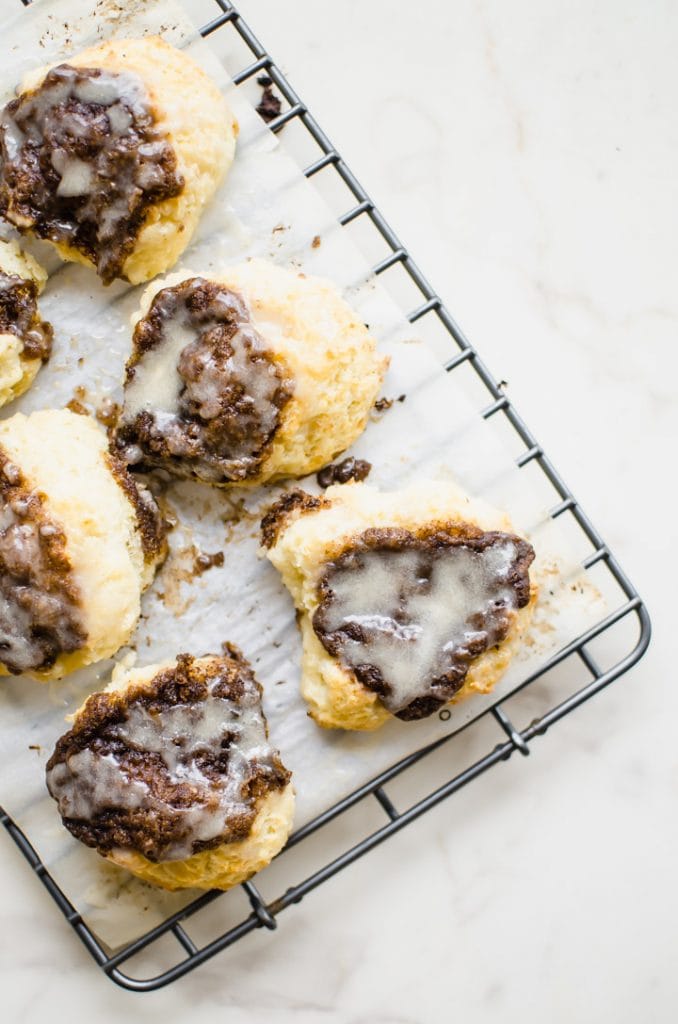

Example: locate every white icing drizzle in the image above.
[46,663,284,861]
[49,751,151,818]
[1,115,24,161]
[181,325,282,442]
[124,313,195,420]
[54,156,94,198]
[317,539,525,715]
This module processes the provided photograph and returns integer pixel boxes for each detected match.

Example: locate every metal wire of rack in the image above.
[2,0,651,991]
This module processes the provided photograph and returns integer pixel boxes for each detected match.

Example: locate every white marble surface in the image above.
[1,0,675,1020]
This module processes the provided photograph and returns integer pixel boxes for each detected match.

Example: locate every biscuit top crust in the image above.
[0,64,184,284]
[0,446,85,674]
[46,649,291,863]
[115,278,293,484]
[313,525,535,720]
[0,269,53,362]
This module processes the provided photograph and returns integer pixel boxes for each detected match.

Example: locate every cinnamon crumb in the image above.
[256,74,282,125]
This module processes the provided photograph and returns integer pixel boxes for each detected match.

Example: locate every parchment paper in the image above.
[0,0,608,947]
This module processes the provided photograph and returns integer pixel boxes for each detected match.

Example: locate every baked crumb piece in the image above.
[256,74,282,124]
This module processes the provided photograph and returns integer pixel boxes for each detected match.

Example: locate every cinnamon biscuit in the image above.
[46,649,294,891]
[0,37,237,284]
[262,481,537,730]
[114,261,388,486]
[0,409,166,681]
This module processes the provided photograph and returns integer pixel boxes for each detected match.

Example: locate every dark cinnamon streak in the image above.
[260,488,329,549]
[105,451,167,565]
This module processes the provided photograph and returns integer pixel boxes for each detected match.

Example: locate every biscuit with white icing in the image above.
[113,261,388,485]
[46,650,295,892]
[0,408,166,682]
[0,37,236,284]
[262,481,537,730]
[0,238,52,408]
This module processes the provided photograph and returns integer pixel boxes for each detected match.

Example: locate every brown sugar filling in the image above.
[0,269,53,362]
[0,447,86,674]
[313,525,535,721]
[46,650,291,862]
[115,278,293,484]
[0,64,184,284]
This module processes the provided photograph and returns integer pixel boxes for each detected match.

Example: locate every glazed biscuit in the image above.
[0,409,166,681]
[0,238,52,408]
[0,37,237,284]
[114,260,388,486]
[262,481,537,730]
[46,650,295,892]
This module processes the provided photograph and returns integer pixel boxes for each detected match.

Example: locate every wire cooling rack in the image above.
[2,0,651,991]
